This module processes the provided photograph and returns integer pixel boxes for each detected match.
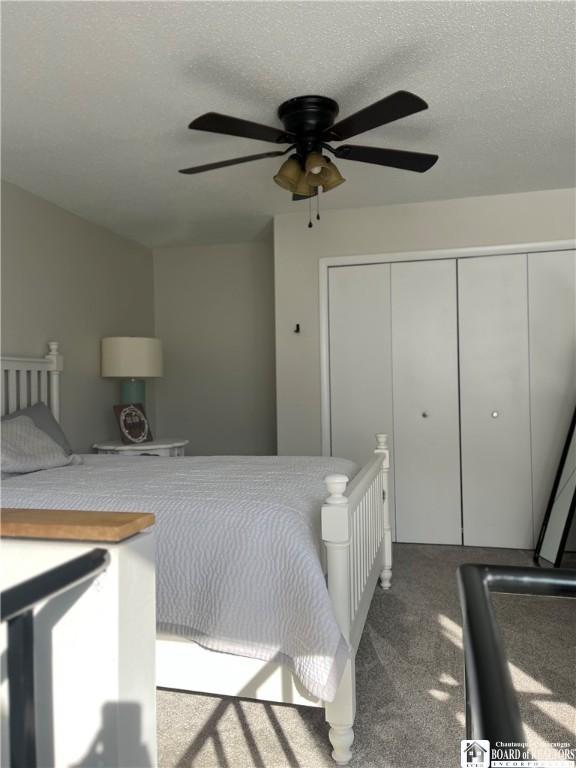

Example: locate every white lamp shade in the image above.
[101,337,163,378]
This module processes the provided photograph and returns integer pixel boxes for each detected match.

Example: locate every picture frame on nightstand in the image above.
[113,403,153,444]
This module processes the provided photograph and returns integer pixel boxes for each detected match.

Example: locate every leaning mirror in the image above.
[534,406,576,567]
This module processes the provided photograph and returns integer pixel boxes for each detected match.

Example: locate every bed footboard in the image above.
[321,434,391,764]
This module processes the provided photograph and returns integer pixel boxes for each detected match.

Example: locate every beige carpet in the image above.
[157,544,576,768]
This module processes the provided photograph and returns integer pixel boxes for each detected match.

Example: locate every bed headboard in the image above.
[1,341,63,422]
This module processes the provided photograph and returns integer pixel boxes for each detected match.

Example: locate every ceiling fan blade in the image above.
[189,112,289,144]
[334,144,438,173]
[179,150,289,175]
[326,91,429,141]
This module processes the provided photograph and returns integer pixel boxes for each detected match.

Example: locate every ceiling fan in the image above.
[179,91,438,216]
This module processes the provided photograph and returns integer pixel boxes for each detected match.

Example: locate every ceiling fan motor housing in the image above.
[278,96,339,158]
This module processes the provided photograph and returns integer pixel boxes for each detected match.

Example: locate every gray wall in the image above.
[4,180,574,460]
[274,188,576,455]
[153,241,276,455]
[1,181,155,452]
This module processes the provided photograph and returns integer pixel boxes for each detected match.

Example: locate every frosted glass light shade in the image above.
[305,152,327,175]
[101,337,163,378]
[322,161,346,192]
[293,171,316,198]
[273,157,302,192]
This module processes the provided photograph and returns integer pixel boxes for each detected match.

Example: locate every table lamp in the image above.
[101,337,163,404]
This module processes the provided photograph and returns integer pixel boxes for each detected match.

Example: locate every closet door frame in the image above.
[319,239,575,456]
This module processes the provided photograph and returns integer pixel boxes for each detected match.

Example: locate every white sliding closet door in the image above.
[328,264,396,537]
[459,254,533,548]
[391,260,462,544]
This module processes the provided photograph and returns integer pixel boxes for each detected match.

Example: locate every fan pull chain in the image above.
[316,191,320,221]
[308,195,313,228]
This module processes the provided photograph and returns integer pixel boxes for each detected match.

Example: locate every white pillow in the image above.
[1,415,82,474]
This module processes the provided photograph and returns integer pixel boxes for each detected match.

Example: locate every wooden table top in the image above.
[0,509,155,543]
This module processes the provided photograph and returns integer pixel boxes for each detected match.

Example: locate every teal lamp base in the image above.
[121,378,145,405]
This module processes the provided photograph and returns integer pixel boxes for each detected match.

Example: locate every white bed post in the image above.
[375,433,392,589]
[322,474,355,765]
[46,341,63,422]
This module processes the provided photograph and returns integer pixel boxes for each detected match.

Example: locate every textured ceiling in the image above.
[2,1,575,247]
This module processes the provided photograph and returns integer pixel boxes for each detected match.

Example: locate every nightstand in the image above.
[93,439,189,457]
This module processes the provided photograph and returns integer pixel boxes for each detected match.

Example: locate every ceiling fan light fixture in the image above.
[183,91,437,226]
[321,159,346,192]
[273,156,302,192]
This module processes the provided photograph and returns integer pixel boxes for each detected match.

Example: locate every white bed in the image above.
[1,343,392,765]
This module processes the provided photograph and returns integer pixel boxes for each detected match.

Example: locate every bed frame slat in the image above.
[8,370,17,413]
[30,370,39,406]
[39,371,48,405]
[18,370,28,410]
